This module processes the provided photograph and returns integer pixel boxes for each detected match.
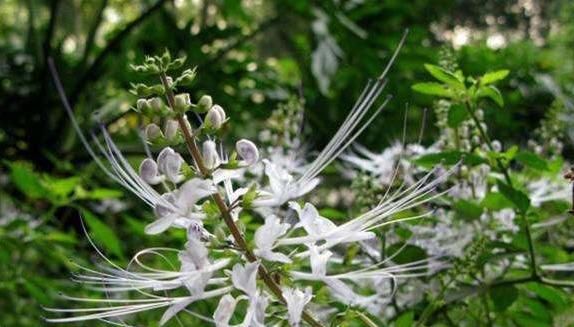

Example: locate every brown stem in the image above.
[159,72,323,327]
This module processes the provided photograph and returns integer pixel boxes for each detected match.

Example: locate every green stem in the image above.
[159,72,324,327]
[464,100,537,277]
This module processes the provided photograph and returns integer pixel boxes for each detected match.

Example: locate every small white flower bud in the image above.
[145,123,162,141]
[475,109,484,120]
[164,119,179,140]
[148,97,163,111]
[202,140,220,169]
[236,139,259,166]
[196,95,213,113]
[205,105,226,129]
[139,158,164,184]
[491,140,502,152]
[136,98,150,112]
[174,93,191,112]
[157,147,184,183]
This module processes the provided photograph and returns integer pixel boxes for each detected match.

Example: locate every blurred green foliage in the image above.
[2,0,574,326]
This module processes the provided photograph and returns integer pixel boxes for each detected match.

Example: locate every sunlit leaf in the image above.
[412,82,454,97]
[424,64,464,88]
[481,69,509,85]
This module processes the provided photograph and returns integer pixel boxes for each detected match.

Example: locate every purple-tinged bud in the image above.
[205,105,226,129]
[145,123,163,141]
[202,140,220,169]
[164,119,179,140]
[139,158,164,184]
[157,147,184,183]
[236,139,259,166]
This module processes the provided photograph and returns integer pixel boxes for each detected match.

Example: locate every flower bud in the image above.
[164,119,179,140]
[491,140,502,152]
[145,123,163,141]
[205,105,226,129]
[139,158,163,185]
[202,140,220,170]
[174,93,191,112]
[236,139,259,166]
[157,147,184,183]
[136,98,151,112]
[149,97,164,111]
[196,95,213,113]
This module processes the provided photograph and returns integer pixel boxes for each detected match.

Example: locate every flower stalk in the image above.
[158,72,324,327]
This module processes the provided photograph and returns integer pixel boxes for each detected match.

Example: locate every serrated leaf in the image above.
[490,284,518,311]
[515,152,549,171]
[412,82,454,98]
[477,85,504,107]
[481,69,509,85]
[447,104,468,127]
[81,210,123,258]
[497,181,530,213]
[424,64,464,88]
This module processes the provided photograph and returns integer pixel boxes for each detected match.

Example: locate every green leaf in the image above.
[453,200,483,220]
[481,192,513,211]
[481,69,510,85]
[424,64,464,88]
[524,282,568,310]
[83,188,123,200]
[394,311,414,327]
[489,284,518,311]
[23,278,52,305]
[515,151,549,171]
[447,104,468,128]
[41,176,80,198]
[497,181,530,213]
[413,151,487,168]
[477,85,504,107]
[81,210,123,258]
[5,161,46,199]
[412,82,454,98]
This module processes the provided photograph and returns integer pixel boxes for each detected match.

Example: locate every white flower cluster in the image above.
[47,37,456,326]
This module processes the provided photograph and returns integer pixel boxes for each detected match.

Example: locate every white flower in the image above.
[253,160,320,207]
[309,245,332,277]
[254,215,292,263]
[282,287,313,327]
[203,140,221,169]
[236,139,259,166]
[147,178,216,234]
[231,262,259,297]
[214,294,238,327]
[243,291,268,327]
[178,238,212,295]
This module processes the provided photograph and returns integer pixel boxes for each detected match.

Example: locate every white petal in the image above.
[145,214,178,234]
[231,262,259,297]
